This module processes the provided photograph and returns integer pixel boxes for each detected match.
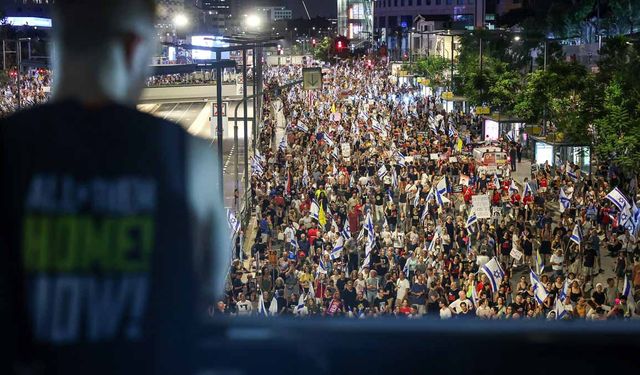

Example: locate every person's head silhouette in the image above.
[51,0,156,106]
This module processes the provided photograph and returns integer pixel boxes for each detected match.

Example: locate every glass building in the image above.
[337,0,374,46]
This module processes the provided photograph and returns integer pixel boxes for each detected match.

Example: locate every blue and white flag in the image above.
[435,178,450,206]
[371,120,383,133]
[567,169,578,182]
[310,199,320,221]
[361,253,371,270]
[324,134,335,148]
[466,211,478,231]
[387,190,394,204]
[621,274,635,307]
[427,231,440,253]
[481,258,505,292]
[530,269,549,305]
[570,224,583,245]
[332,147,339,160]
[493,174,501,188]
[420,203,429,223]
[251,156,264,176]
[317,259,328,275]
[555,297,568,319]
[393,150,406,167]
[269,295,279,316]
[377,164,388,179]
[258,292,269,317]
[227,208,240,233]
[290,235,299,249]
[413,188,421,206]
[509,180,519,194]
[558,278,569,301]
[341,219,352,240]
[278,135,287,152]
[403,257,411,277]
[524,182,533,197]
[330,237,344,260]
[296,121,309,132]
[630,201,640,236]
[606,187,630,212]
[559,188,571,213]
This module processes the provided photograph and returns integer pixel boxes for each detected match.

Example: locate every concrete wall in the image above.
[140,84,254,102]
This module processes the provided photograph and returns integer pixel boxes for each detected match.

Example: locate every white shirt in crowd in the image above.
[476,254,490,268]
[551,253,564,271]
[236,300,253,316]
[396,277,411,301]
[440,306,452,319]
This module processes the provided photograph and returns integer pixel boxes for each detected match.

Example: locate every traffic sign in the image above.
[303,67,322,90]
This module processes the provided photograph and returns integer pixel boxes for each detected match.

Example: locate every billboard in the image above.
[484,119,499,141]
[191,36,230,61]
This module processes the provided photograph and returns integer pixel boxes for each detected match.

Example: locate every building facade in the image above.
[337,0,374,47]
[374,0,522,59]
[195,0,232,34]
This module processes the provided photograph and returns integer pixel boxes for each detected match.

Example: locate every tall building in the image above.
[155,0,186,29]
[374,0,522,59]
[0,0,54,18]
[195,0,232,34]
[337,0,374,46]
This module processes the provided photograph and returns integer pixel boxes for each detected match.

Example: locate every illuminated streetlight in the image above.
[245,14,262,29]
[513,35,521,41]
[173,13,189,28]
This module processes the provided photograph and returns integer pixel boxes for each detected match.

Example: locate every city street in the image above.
[140,101,250,209]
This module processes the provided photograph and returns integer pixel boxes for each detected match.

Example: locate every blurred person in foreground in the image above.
[0,0,229,374]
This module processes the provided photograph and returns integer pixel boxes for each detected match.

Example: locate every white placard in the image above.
[430,153,439,160]
[510,248,523,261]
[449,156,458,163]
[341,143,351,158]
[472,195,492,219]
[477,165,498,176]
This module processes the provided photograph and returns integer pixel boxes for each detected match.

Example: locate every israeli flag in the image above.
[509,180,519,194]
[372,121,383,133]
[317,259,328,275]
[377,164,388,179]
[558,278,569,301]
[448,123,456,137]
[258,292,269,317]
[570,224,583,245]
[296,121,309,132]
[403,259,410,277]
[481,258,505,292]
[290,235,299,249]
[493,174,501,188]
[349,173,356,188]
[387,190,394,204]
[567,170,578,182]
[529,269,549,305]
[631,202,640,236]
[606,187,630,212]
[394,150,406,166]
[310,199,320,221]
[365,212,376,244]
[251,157,264,176]
[524,182,533,197]
[536,250,545,274]
[227,209,240,233]
[413,188,421,206]
[435,180,450,206]
[278,135,287,152]
[324,134,335,148]
[466,211,478,230]
[420,203,429,223]
[341,219,352,240]
[559,188,571,213]
[471,283,480,307]
[332,147,339,160]
[555,297,568,319]
[427,232,440,254]
[360,253,371,270]
[330,237,344,260]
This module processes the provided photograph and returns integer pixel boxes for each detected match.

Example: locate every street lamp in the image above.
[173,13,189,28]
[245,14,262,30]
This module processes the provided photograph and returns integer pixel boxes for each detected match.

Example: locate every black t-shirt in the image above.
[1,101,227,375]
[342,288,357,309]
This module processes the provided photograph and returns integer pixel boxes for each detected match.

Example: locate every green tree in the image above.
[313,37,331,61]
[409,55,449,87]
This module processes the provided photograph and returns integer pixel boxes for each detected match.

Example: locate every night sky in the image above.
[285,0,337,18]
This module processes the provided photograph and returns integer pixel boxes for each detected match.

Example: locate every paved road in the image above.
[141,102,248,210]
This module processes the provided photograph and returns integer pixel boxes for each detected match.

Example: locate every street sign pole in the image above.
[216,50,224,203]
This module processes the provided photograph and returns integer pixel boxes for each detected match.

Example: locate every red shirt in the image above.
[511,193,521,204]
[539,178,548,188]
[522,195,533,205]
[399,306,412,315]
[307,227,319,245]
[492,191,501,205]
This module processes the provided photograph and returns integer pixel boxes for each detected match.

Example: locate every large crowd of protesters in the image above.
[0,69,50,117]
[220,57,640,320]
